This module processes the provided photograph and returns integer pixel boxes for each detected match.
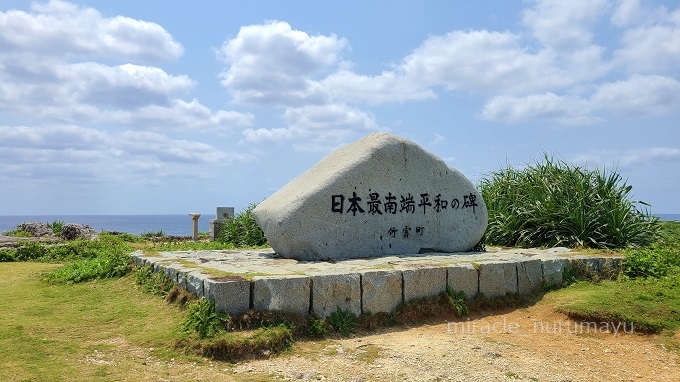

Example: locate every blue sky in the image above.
[0,0,678,216]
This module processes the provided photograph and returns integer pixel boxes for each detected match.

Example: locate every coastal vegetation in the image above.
[478,155,661,249]
[0,156,678,372]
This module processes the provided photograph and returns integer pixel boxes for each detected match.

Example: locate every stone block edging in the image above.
[129,251,622,317]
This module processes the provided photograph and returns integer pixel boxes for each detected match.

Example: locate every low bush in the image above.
[327,307,359,336]
[41,234,134,283]
[14,241,46,261]
[218,203,268,247]
[445,287,470,317]
[141,229,166,238]
[307,316,331,337]
[47,220,65,236]
[623,221,680,279]
[133,265,175,296]
[44,251,131,284]
[479,155,660,249]
[0,248,15,262]
[181,298,228,339]
[1,229,30,237]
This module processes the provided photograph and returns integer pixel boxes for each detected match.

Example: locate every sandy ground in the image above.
[95,295,679,382]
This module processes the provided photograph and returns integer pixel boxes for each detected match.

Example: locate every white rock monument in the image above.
[252,133,488,261]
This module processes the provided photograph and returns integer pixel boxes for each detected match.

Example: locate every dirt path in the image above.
[101,295,679,381]
[233,298,679,381]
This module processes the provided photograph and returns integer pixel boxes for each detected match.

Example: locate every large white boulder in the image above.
[252,133,488,260]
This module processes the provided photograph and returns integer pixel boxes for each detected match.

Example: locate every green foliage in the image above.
[47,220,65,235]
[181,298,228,339]
[479,155,661,249]
[218,203,268,247]
[552,221,680,333]
[0,248,16,262]
[445,287,470,317]
[141,229,166,238]
[306,316,331,337]
[154,240,235,251]
[115,232,142,242]
[44,251,131,284]
[42,234,133,262]
[41,235,134,283]
[327,306,359,336]
[1,229,30,237]
[623,221,680,279]
[14,241,47,261]
[133,265,175,296]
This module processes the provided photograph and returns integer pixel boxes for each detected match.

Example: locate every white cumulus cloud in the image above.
[218,21,348,106]
[0,0,183,61]
[242,103,382,152]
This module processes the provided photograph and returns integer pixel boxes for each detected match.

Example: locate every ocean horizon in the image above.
[1,213,678,237]
[0,214,216,236]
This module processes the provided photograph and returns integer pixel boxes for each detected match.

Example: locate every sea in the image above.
[1,213,678,237]
[0,214,216,236]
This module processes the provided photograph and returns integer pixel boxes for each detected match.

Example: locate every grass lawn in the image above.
[551,221,680,334]
[552,278,680,333]
[0,262,186,382]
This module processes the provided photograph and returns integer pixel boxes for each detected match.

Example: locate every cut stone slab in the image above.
[311,273,361,317]
[252,275,310,315]
[253,133,488,261]
[447,264,479,298]
[402,267,447,302]
[478,261,517,297]
[186,271,206,298]
[360,270,403,314]
[165,265,181,284]
[569,256,601,278]
[130,251,146,266]
[517,259,543,295]
[599,257,622,278]
[541,258,569,287]
[204,276,250,316]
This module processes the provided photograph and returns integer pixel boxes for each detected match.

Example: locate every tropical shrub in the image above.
[478,155,660,249]
[218,203,268,247]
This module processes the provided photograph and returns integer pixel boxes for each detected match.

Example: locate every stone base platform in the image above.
[130,248,622,317]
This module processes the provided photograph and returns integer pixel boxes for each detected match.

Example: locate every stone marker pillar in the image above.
[189,213,201,241]
[210,207,234,241]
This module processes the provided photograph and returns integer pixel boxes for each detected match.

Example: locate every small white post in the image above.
[189,213,201,241]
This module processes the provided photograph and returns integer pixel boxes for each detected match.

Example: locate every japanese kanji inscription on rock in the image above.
[252,133,488,261]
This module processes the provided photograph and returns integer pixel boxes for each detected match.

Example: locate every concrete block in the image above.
[517,259,543,295]
[186,271,205,298]
[447,264,478,298]
[541,258,569,287]
[311,273,361,317]
[478,261,517,297]
[253,275,310,315]
[204,276,250,316]
[402,267,447,302]
[360,270,403,314]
